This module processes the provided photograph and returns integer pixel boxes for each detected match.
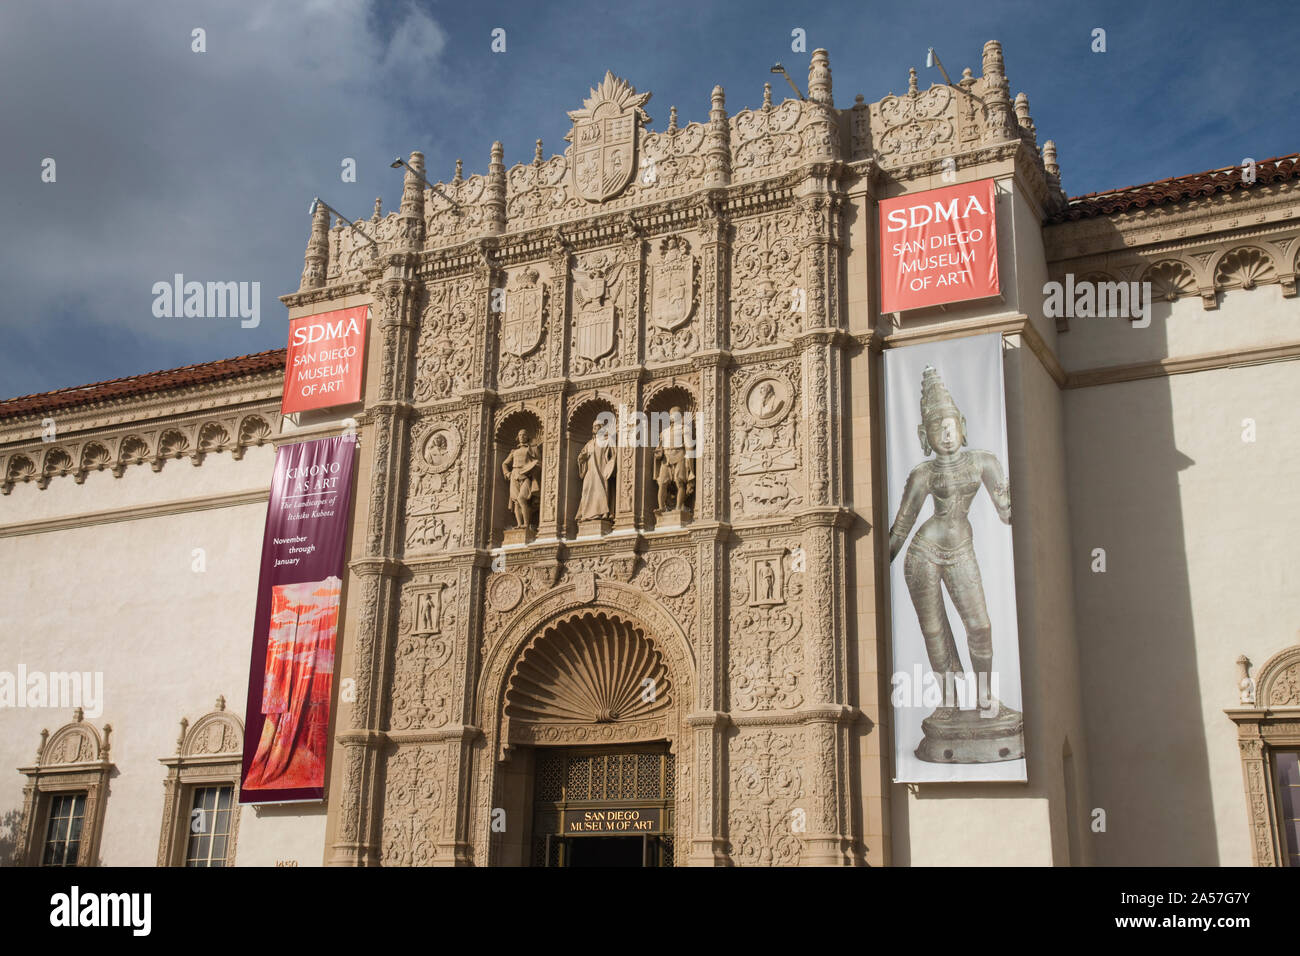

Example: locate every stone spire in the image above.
[397,150,426,251]
[704,85,731,187]
[1014,91,1037,150]
[808,48,833,106]
[1042,140,1067,211]
[299,195,331,289]
[980,40,1016,142]
[485,140,507,234]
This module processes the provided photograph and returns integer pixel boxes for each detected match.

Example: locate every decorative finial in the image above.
[1236,656,1256,705]
[808,48,833,105]
[372,197,382,222]
[908,67,918,95]
[711,84,725,111]
[763,82,772,109]
[73,707,84,723]
[491,141,504,165]
[37,728,48,764]
[176,717,189,754]
[215,695,226,711]
[854,93,865,105]
[1042,140,1059,175]
[534,139,543,165]
[961,67,974,87]
[668,105,678,131]
[101,724,112,759]
[454,158,463,182]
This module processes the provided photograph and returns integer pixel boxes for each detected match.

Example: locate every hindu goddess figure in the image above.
[888,365,1014,725]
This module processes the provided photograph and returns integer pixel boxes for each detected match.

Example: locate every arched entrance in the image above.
[475,580,694,867]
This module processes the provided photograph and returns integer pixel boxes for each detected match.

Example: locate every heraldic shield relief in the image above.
[651,236,694,332]
[567,71,651,203]
[502,267,544,357]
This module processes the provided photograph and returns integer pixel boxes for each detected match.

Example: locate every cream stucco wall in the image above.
[0,442,329,866]
[1064,285,1300,865]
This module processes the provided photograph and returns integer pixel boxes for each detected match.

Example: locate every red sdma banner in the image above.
[879,179,1000,314]
[240,435,357,804]
[281,306,367,414]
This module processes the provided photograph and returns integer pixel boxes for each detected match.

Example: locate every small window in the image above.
[42,792,88,867]
[1275,750,1300,868]
[185,785,235,867]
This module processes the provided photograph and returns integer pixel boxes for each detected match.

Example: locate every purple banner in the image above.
[240,435,357,804]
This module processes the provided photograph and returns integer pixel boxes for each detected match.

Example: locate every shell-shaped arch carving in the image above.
[158,428,190,459]
[238,415,272,445]
[1214,246,1278,291]
[42,446,73,477]
[506,611,672,724]
[6,453,35,482]
[119,435,150,463]
[1255,643,1300,709]
[198,421,231,452]
[1143,259,1198,302]
[79,441,111,471]
[643,377,697,410]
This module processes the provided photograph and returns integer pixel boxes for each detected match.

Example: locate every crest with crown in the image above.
[566,72,652,203]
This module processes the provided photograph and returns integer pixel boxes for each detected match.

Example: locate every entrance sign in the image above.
[879,179,1000,313]
[562,807,663,834]
[240,435,357,803]
[282,305,367,413]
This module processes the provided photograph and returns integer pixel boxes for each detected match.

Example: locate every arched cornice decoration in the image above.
[1226,638,1300,866]
[15,709,115,866]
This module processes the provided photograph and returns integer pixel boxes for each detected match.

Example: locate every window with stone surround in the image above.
[157,697,244,867]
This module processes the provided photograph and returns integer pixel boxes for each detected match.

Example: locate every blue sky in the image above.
[1,0,1295,398]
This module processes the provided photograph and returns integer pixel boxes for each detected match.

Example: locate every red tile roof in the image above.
[1048,153,1299,223]
[0,348,286,422]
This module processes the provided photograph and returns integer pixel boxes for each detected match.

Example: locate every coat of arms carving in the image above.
[650,235,694,332]
[566,71,651,203]
[502,267,545,357]
[572,252,622,361]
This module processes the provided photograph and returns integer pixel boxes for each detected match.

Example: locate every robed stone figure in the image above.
[576,424,616,521]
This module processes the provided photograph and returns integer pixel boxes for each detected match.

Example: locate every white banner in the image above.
[883,333,1026,783]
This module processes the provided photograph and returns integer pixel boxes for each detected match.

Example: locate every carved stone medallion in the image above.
[745,377,791,424]
[422,426,461,472]
[655,555,692,597]
[487,573,525,613]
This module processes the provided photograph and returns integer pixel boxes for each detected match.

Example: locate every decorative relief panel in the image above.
[730,212,805,349]
[405,414,467,553]
[730,363,803,518]
[728,729,805,867]
[729,541,805,712]
[391,575,458,730]
[381,745,445,866]
[415,278,482,403]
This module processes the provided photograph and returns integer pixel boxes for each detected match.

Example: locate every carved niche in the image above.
[730,211,805,349]
[730,364,803,517]
[405,414,466,553]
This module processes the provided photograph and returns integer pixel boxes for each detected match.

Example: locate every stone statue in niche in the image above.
[653,405,694,527]
[501,428,541,542]
[576,422,616,534]
[888,365,1022,764]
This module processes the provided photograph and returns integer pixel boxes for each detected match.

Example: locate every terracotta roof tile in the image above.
[0,348,286,422]
[1048,153,1299,224]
